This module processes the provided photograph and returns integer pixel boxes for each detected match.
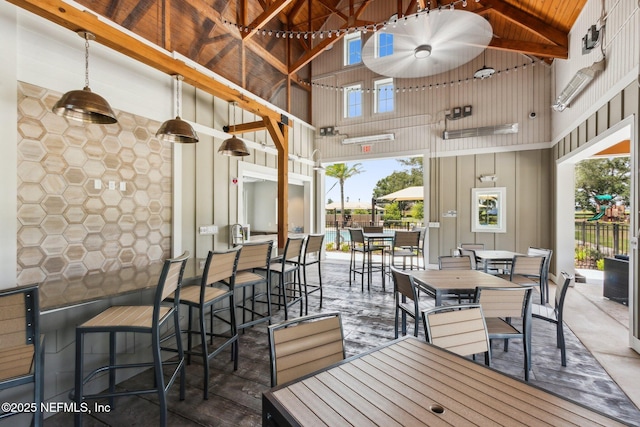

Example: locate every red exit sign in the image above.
[361,145,372,153]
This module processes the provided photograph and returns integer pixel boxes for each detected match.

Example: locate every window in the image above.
[344,84,362,118]
[377,33,394,57]
[375,78,394,113]
[344,31,362,65]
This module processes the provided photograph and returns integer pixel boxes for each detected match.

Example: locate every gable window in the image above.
[344,84,362,118]
[375,78,394,113]
[377,33,394,57]
[344,31,362,66]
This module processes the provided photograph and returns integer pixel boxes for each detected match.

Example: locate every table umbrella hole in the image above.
[430,404,445,415]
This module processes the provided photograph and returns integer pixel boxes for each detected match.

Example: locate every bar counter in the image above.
[40,258,204,312]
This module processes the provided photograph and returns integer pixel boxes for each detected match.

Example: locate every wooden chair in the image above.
[458,247,480,270]
[438,255,472,270]
[229,241,274,331]
[459,243,484,250]
[171,248,240,399]
[299,234,325,314]
[533,272,573,366]
[528,247,553,304]
[362,226,383,233]
[422,303,491,366]
[268,312,345,387]
[268,236,305,320]
[389,230,421,270]
[391,267,431,338]
[499,255,546,303]
[0,284,43,427]
[348,228,385,291]
[475,286,533,381]
[73,252,189,427]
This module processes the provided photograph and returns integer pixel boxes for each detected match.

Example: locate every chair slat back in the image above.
[158,252,190,302]
[283,236,305,262]
[460,243,484,250]
[348,228,365,245]
[204,249,241,286]
[439,255,472,270]
[424,305,490,357]
[394,231,420,248]
[363,226,383,233]
[511,255,544,277]
[458,248,478,270]
[269,313,344,386]
[391,268,418,301]
[555,272,573,315]
[236,241,273,271]
[0,286,38,381]
[305,234,324,255]
[476,287,531,318]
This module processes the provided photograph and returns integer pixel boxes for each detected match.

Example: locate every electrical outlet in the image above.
[108,181,115,190]
[94,179,102,190]
[199,225,219,235]
[119,182,126,191]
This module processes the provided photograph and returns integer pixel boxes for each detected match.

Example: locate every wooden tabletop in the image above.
[262,337,627,427]
[410,269,514,291]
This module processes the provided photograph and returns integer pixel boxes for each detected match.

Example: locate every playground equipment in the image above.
[587,194,613,221]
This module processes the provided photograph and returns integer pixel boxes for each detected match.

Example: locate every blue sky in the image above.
[324,157,409,204]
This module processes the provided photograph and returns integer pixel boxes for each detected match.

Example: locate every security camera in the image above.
[528,112,537,119]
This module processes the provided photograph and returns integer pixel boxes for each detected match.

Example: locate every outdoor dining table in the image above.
[474,249,522,273]
[262,336,626,427]
[409,269,516,306]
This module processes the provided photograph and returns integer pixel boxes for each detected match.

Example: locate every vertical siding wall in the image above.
[552,0,640,140]
[428,149,551,263]
[312,3,552,162]
[179,90,316,259]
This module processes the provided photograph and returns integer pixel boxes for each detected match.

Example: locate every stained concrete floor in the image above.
[45,259,640,426]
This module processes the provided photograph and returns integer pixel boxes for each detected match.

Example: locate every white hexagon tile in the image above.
[17,82,173,285]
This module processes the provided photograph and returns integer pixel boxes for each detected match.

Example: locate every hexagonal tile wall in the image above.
[17,82,173,285]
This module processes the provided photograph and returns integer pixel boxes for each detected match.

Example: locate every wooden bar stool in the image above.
[72,252,189,427]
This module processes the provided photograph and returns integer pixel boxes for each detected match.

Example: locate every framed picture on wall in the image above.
[472,187,506,233]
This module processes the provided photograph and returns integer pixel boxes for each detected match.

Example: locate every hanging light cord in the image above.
[175,75,183,118]
[84,34,90,89]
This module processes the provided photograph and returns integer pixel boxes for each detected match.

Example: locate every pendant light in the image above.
[474,49,495,79]
[156,75,199,143]
[218,102,250,156]
[52,31,118,124]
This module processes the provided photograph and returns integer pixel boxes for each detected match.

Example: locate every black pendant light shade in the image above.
[218,135,250,156]
[53,31,118,124]
[156,75,199,143]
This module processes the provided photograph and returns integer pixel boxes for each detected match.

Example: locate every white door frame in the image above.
[556,115,637,351]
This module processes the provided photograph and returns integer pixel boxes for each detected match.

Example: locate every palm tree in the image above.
[325,163,363,226]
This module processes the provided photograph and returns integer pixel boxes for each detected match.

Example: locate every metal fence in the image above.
[575,221,629,269]
[324,220,422,247]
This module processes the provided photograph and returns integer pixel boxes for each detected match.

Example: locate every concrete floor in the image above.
[567,269,640,410]
[41,258,640,426]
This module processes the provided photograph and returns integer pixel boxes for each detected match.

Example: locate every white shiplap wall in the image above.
[313,41,552,163]
[552,0,640,142]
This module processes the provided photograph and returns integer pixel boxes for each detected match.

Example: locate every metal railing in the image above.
[574,221,629,269]
[324,220,422,248]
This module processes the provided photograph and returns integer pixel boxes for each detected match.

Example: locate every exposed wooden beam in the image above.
[243,0,293,40]
[8,0,289,126]
[489,37,568,59]
[264,117,288,249]
[121,0,153,28]
[478,0,568,48]
[225,121,267,134]
[162,0,171,50]
[289,34,344,74]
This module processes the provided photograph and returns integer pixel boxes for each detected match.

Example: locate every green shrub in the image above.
[596,258,604,270]
[340,242,350,252]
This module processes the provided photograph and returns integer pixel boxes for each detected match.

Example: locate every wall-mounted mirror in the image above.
[472,187,506,233]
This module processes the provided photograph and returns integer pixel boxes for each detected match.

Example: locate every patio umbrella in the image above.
[377,186,424,201]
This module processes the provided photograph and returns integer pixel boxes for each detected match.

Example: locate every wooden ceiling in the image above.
[17,0,587,116]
